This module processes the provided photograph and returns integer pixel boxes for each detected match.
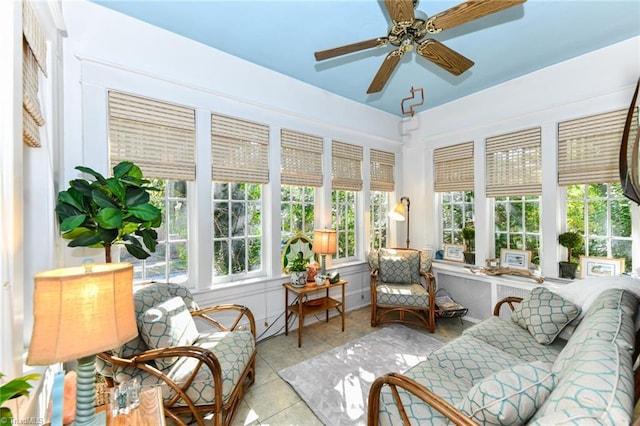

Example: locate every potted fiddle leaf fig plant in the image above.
[462,226,476,265]
[287,251,309,287]
[55,161,162,263]
[558,231,584,279]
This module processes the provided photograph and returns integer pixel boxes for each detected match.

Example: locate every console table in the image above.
[283,280,347,347]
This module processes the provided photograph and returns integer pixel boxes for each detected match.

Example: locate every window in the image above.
[280,129,322,244]
[487,128,542,264]
[441,191,474,245]
[213,182,262,277]
[434,142,475,248]
[566,183,632,272]
[370,191,389,249]
[495,196,541,264]
[121,179,189,283]
[332,141,362,259]
[369,149,395,250]
[332,190,357,258]
[211,114,269,280]
[281,185,315,245]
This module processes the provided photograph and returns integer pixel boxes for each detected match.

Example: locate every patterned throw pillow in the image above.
[139,296,200,370]
[511,287,581,345]
[378,248,419,284]
[459,361,556,426]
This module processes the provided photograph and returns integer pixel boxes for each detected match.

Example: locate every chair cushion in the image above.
[376,283,428,308]
[458,361,556,426]
[378,248,420,284]
[139,296,200,369]
[511,287,581,345]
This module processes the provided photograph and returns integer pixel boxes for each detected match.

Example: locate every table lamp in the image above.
[388,196,411,248]
[312,229,337,276]
[27,262,137,426]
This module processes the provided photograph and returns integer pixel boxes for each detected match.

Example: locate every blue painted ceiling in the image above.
[90,1,640,116]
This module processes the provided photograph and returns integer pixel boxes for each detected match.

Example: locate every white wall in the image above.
[405,36,640,277]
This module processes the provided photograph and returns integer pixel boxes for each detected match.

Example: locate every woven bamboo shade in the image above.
[108,91,196,180]
[332,141,363,191]
[486,127,542,197]
[211,113,270,184]
[22,0,47,148]
[558,108,639,185]
[281,129,323,187]
[370,149,395,192]
[434,141,474,192]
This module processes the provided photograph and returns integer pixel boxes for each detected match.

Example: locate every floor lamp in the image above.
[388,196,411,248]
[27,263,137,426]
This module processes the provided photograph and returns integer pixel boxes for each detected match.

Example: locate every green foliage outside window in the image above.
[281,185,315,246]
[442,191,474,245]
[370,191,389,249]
[332,190,356,259]
[495,195,541,265]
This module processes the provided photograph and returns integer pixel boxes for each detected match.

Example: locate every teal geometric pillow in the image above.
[511,287,581,345]
[139,296,200,370]
[379,249,420,284]
[459,361,556,425]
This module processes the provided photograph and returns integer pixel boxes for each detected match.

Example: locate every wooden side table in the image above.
[283,280,347,347]
[106,386,165,426]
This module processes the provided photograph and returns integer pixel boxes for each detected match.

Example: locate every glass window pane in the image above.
[611,240,632,273]
[495,203,507,232]
[587,200,607,235]
[611,199,631,237]
[509,202,523,232]
[213,240,229,276]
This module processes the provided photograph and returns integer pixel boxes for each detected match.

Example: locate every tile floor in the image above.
[213,306,472,426]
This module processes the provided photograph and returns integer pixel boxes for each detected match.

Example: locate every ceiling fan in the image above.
[314,0,526,94]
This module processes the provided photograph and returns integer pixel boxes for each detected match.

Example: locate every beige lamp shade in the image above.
[388,201,406,221]
[312,229,337,255]
[27,263,137,365]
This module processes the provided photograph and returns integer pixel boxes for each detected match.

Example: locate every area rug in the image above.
[277,324,443,425]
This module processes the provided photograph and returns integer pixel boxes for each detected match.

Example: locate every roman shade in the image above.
[281,129,323,187]
[332,141,363,191]
[434,141,474,192]
[108,91,196,180]
[370,149,395,192]
[22,0,47,148]
[558,108,639,185]
[486,127,542,197]
[211,113,269,183]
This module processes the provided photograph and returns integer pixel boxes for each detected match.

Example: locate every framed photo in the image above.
[500,249,532,271]
[579,256,625,278]
[443,244,465,262]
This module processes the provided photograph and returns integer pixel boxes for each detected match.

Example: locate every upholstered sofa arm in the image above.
[368,372,476,426]
[492,296,523,316]
[191,303,256,337]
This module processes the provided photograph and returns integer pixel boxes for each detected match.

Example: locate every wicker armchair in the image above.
[97,282,256,426]
[368,248,436,332]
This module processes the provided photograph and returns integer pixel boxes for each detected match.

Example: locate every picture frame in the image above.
[500,249,532,271]
[579,256,625,279]
[443,244,465,262]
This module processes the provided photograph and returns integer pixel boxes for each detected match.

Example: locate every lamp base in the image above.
[67,411,106,426]
[72,355,105,426]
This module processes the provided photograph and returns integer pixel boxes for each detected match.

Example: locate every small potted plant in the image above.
[287,251,309,287]
[558,231,584,279]
[0,372,41,422]
[462,226,475,265]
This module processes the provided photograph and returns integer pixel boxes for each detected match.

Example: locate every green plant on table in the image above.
[558,231,584,263]
[287,252,309,273]
[55,161,163,263]
[0,372,41,422]
[462,226,475,252]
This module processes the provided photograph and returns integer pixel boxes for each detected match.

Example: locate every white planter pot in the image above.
[290,271,308,287]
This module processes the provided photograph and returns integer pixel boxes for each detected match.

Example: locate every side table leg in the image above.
[341,283,345,332]
[297,297,303,348]
[285,287,289,336]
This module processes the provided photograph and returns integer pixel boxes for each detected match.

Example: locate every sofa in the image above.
[368,286,640,425]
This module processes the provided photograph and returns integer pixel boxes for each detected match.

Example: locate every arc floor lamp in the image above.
[388,196,410,248]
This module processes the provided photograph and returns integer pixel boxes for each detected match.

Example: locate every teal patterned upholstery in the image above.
[431,335,523,385]
[511,287,581,345]
[367,249,380,271]
[463,316,565,364]
[114,330,255,405]
[376,283,429,307]
[377,360,471,425]
[139,296,200,369]
[378,248,421,284]
[419,251,432,274]
[458,361,556,425]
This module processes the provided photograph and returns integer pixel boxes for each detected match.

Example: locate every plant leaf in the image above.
[96,208,123,229]
[125,187,150,207]
[69,233,104,247]
[55,203,81,221]
[91,189,118,209]
[113,161,134,179]
[128,204,160,221]
[57,190,84,211]
[60,214,87,232]
[98,228,118,245]
[139,228,158,252]
[68,179,93,198]
[75,166,107,185]
[106,178,126,202]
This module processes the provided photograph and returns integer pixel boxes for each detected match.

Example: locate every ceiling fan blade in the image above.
[314,37,387,61]
[418,39,474,76]
[367,50,404,94]
[384,0,415,25]
[426,0,526,33]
